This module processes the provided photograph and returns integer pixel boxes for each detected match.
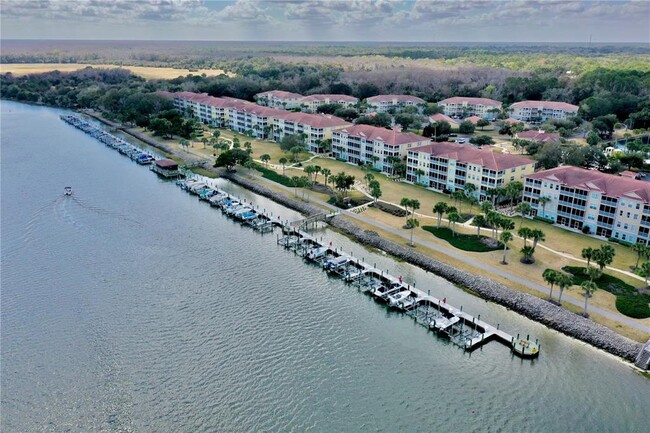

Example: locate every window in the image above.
[511,168,516,173]
[592,193,599,199]
[624,224,629,230]
[620,211,624,216]
[622,234,627,240]
[627,212,631,218]
[510,176,515,181]
[636,203,641,210]
[635,215,638,220]
[617,222,621,228]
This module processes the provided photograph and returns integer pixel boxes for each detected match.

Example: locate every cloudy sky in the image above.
[1,0,649,42]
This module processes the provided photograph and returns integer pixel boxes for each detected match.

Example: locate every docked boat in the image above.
[306,246,329,261]
[429,314,461,335]
[372,281,403,300]
[387,290,412,308]
[324,256,350,272]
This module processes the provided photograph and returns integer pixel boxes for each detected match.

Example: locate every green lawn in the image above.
[422,226,502,252]
[562,266,650,319]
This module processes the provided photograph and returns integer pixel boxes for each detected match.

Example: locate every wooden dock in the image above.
[277,224,540,358]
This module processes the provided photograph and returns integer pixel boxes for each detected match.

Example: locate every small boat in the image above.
[324,256,350,272]
[64,186,73,196]
[429,315,461,334]
[306,246,329,261]
[387,290,412,308]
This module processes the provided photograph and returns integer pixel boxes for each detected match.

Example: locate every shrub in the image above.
[254,164,293,187]
[615,294,650,319]
[369,201,407,217]
[422,226,502,252]
[533,216,555,224]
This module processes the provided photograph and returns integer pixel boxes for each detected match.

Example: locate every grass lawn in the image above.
[562,266,650,319]
[515,216,638,270]
[422,225,502,252]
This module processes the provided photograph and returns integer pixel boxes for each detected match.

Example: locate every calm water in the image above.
[1,100,649,432]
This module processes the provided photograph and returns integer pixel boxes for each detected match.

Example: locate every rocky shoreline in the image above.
[85,111,644,364]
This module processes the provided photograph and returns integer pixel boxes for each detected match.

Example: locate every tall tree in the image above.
[279,157,288,176]
[543,269,558,299]
[556,273,573,303]
[580,281,598,315]
[407,218,419,247]
[500,231,513,264]
[433,202,449,228]
[581,247,595,267]
[473,215,487,236]
[448,212,461,236]
[530,229,546,251]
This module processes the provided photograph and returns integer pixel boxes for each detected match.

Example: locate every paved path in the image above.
[259,175,650,334]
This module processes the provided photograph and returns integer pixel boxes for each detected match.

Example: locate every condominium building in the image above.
[272,112,351,153]
[437,97,502,120]
[510,100,579,122]
[168,91,349,149]
[366,95,426,113]
[406,142,535,198]
[332,124,430,174]
[523,166,650,243]
[254,90,304,109]
[299,94,359,113]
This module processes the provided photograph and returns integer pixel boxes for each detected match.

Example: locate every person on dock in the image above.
[442,297,446,304]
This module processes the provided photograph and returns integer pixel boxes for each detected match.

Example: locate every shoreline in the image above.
[83,109,644,364]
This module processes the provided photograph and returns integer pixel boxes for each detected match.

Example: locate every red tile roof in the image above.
[526,166,650,202]
[504,117,522,124]
[255,90,303,100]
[517,130,561,142]
[274,112,350,129]
[510,100,579,112]
[438,97,501,107]
[464,115,483,125]
[301,94,358,103]
[333,124,429,146]
[429,113,459,125]
[410,142,535,171]
[366,94,426,104]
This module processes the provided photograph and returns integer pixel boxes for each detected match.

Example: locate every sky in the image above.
[1,0,649,43]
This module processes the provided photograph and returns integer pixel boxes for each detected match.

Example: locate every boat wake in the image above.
[23,194,141,245]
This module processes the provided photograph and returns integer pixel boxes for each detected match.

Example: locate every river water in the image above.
[1,100,649,432]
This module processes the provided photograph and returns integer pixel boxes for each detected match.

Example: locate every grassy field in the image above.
[0,63,234,79]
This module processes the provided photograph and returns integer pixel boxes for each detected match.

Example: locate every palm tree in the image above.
[407,218,419,247]
[322,168,332,186]
[473,214,487,236]
[593,245,616,271]
[500,231,513,264]
[506,181,524,209]
[480,200,494,215]
[487,211,500,239]
[452,190,465,213]
[279,157,288,176]
[518,227,533,247]
[433,202,448,228]
[446,206,458,228]
[633,243,649,269]
[581,247,595,267]
[260,154,271,166]
[304,165,316,182]
[201,137,208,148]
[499,217,515,232]
[448,212,461,236]
[580,280,598,315]
[556,273,573,303]
[364,172,375,187]
[640,261,650,286]
[537,196,551,217]
[212,130,221,140]
[516,202,532,227]
[486,188,499,206]
[585,266,602,282]
[530,228,546,251]
[291,176,301,196]
[415,169,425,184]
[463,182,477,200]
[520,245,535,264]
[410,199,420,218]
[400,197,412,223]
[313,165,321,183]
[542,269,558,299]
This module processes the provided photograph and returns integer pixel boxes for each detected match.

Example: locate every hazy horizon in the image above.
[1,0,649,44]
